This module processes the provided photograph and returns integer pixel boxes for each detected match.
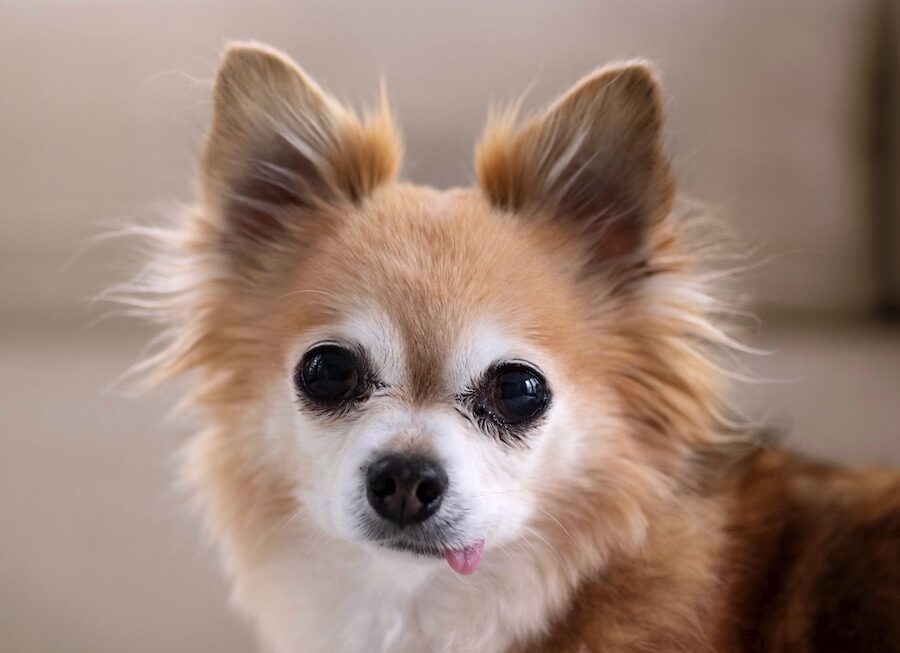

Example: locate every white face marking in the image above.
[278,309,577,557]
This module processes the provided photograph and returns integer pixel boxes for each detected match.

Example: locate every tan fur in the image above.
[203,42,400,209]
[132,42,900,652]
[477,63,674,261]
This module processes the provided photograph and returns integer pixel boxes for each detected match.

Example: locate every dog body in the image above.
[143,43,900,652]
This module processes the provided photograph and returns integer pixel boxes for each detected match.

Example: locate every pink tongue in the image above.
[442,539,485,575]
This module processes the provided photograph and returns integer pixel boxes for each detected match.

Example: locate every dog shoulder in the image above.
[724,449,900,653]
[516,449,900,653]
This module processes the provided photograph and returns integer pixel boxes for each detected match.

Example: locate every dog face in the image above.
[270,187,609,573]
[174,43,721,576]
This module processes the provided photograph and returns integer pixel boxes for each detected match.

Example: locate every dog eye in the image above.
[486,364,549,425]
[295,345,362,404]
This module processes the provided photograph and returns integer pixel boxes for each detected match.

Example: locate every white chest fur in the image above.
[229,535,561,653]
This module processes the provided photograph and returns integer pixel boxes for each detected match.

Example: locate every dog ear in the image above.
[476,63,673,262]
[199,42,401,263]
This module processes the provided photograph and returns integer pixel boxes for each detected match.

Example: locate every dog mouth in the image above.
[377,537,486,575]
[364,518,486,574]
[359,504,485,575]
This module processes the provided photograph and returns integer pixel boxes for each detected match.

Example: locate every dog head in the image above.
[162,43,726,577]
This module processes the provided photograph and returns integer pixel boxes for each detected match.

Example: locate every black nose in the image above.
[366,454,447,526]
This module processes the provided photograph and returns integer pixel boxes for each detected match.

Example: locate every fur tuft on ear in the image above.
[476,62,674,262]
[200,42,402,261]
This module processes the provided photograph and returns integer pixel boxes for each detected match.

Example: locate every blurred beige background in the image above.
[1,2,898,652]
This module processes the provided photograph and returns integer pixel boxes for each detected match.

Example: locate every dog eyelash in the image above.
[295,377,389,420]
[294,390,366,420]
[455,377,534,447]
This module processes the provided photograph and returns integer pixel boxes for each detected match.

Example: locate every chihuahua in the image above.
[136,42,900,652]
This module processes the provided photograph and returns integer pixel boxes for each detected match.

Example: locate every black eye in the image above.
[487,364,549,425]
[296,345,362,404]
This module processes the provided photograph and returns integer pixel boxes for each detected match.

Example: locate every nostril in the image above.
[366,455,403,500]
[415,478,443,505]
[370,476,396,498]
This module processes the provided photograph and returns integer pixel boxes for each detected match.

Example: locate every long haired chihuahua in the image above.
[134,42,900,652]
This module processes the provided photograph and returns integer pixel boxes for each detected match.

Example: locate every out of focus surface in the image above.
[1,2,898,652]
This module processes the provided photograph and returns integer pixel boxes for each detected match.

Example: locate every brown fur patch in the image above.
[713,451,900,653]
[506,449,900,653]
